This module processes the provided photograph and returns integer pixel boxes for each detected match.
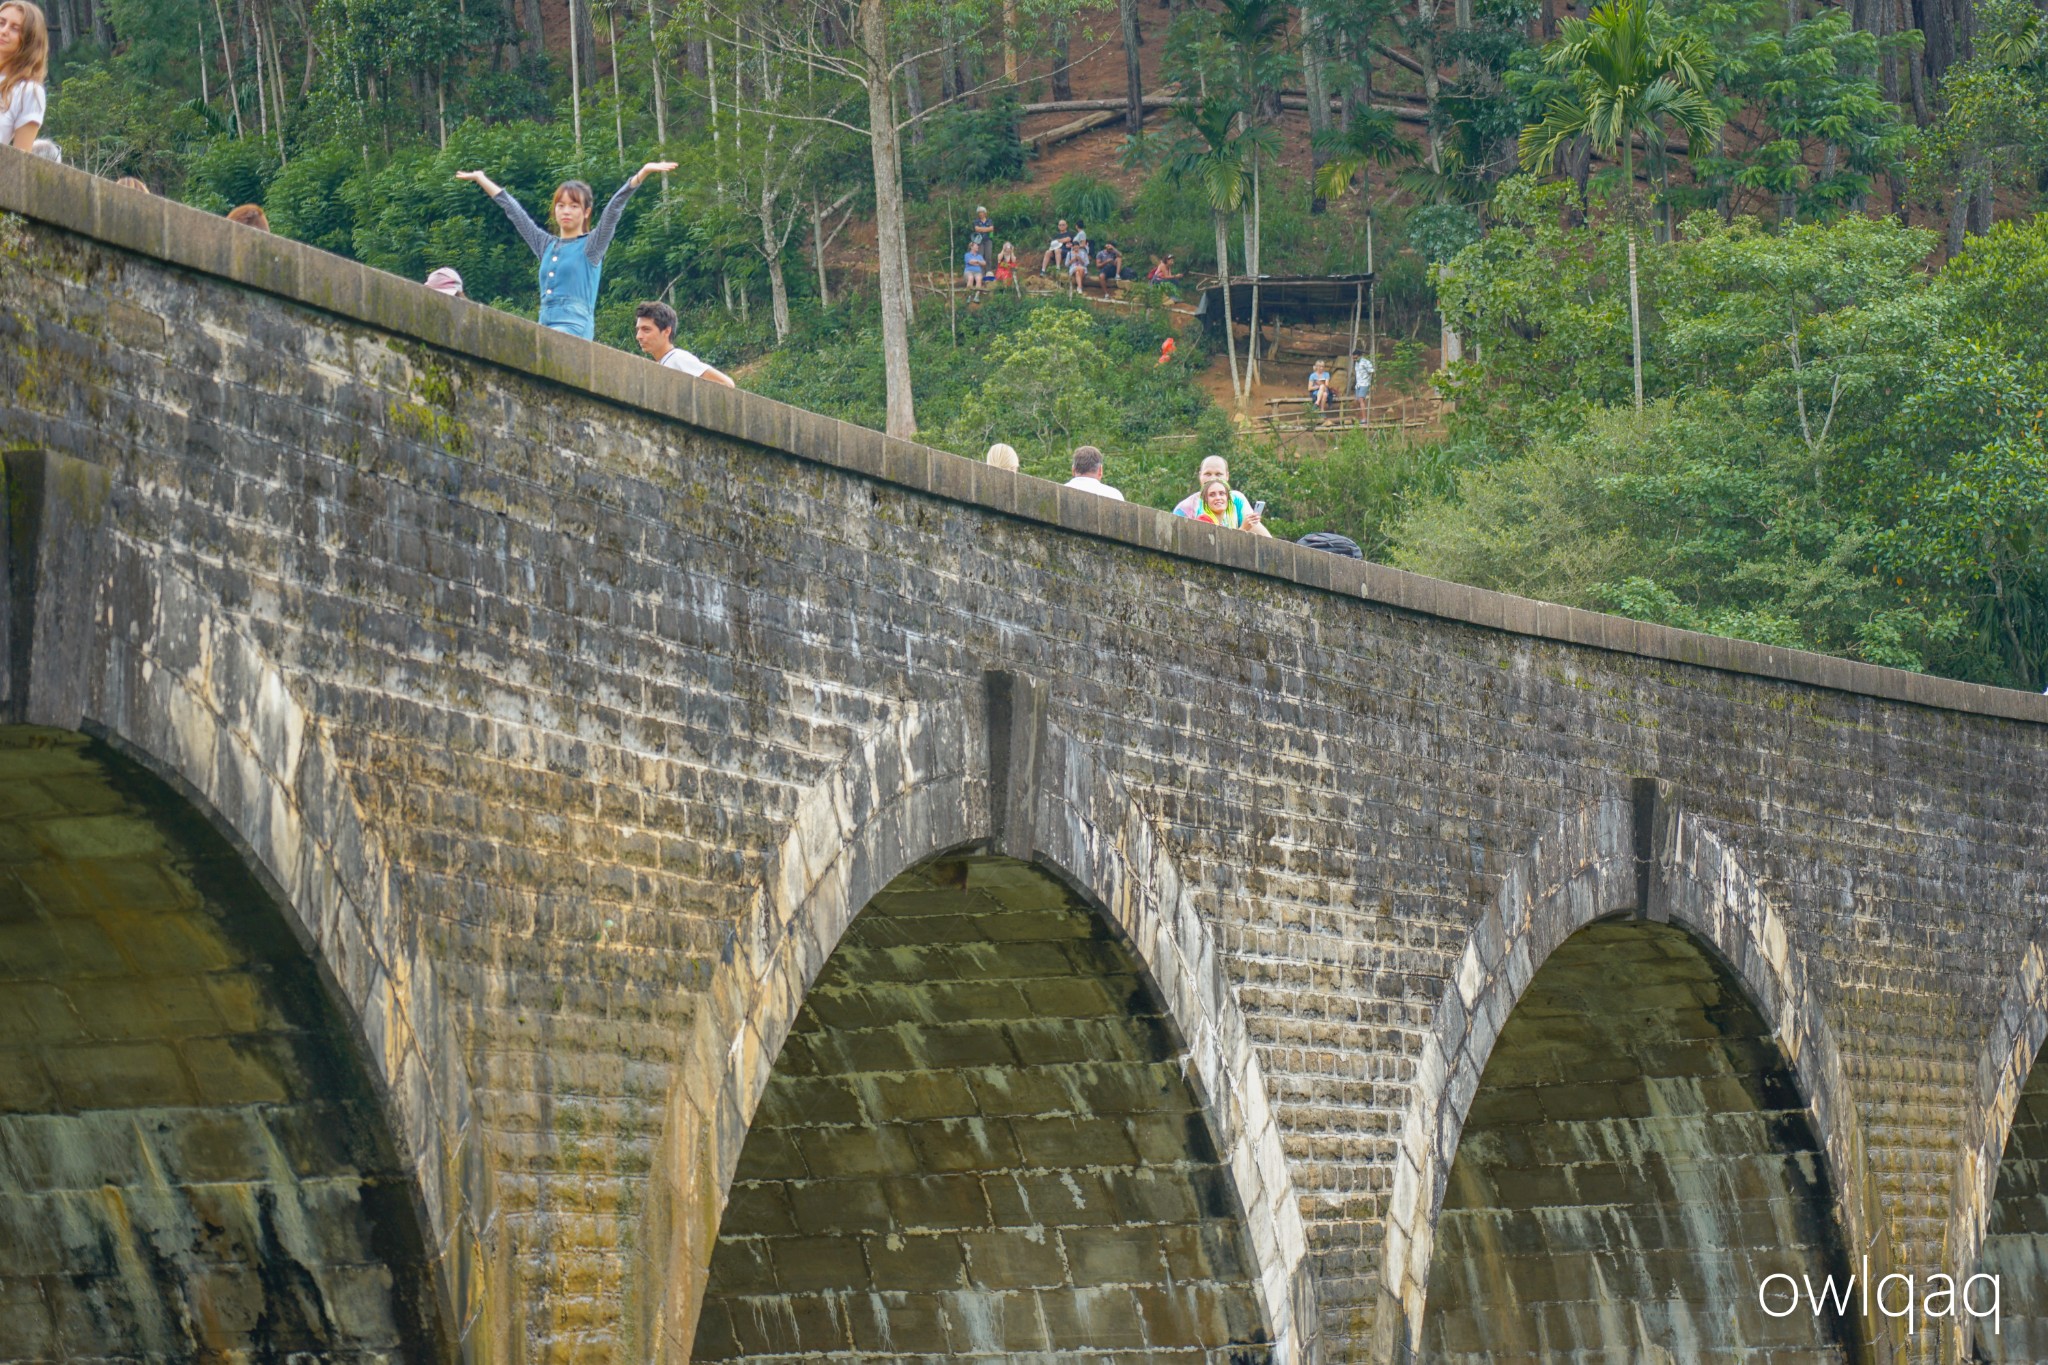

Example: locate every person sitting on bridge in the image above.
[632,301,735,387]
[457,160,677,341]
[1173,455,1231,518]
[1192,478,1270,535]
[1063,445,1125,500]
[0,1,48,155]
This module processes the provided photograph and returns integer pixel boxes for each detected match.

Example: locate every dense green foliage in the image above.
[1393,186,2048,687]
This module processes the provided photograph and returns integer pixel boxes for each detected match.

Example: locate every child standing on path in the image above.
[456,160,677,340]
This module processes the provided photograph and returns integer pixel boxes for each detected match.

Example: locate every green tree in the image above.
[1916,0,2048,256]
[1872,345,2048,688]
[1519,0,1721,409]
[942,306,1119,459]
[1167,97,1257,408]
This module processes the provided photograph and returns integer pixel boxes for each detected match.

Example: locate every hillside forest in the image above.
[34,0,2048,689]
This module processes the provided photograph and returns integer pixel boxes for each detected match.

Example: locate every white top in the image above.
[1064,475,1125,500]
[0,80,46,147]
[660,347,712,377]
[1353,357,1376,391]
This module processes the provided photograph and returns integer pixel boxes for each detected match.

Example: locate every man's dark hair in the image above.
[635,300,679,336]
[1071,445,1104,477]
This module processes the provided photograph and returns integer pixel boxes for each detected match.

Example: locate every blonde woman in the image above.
[984,443,1020,472]
[0,1,48,152]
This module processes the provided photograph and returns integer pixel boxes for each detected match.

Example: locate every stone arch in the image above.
[1372,794,1873,1363]
[9,520,470,1354]
[1948,942,2048,1361]
[642,688,1310,1364]
[0,727,451,1362]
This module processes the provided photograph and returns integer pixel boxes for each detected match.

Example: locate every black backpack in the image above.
[1296,532,1363,560]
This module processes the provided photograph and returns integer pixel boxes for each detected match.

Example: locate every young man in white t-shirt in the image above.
[633,301,736,387]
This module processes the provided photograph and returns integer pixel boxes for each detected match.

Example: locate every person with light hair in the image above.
[0,0,48,153]
[984,443,1020,472]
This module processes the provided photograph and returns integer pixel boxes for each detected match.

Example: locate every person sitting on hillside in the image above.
[1097,240,1123,294]
[1308,360,1333,413]
[964,244,987,300]
[457,160,677,340]
[1193,478,1270,535]
[994,241,1019,294]
[1041,220,1072,274]
[1066,228,1089,295]
[1147,253,1180,284]
[632,300,736,387]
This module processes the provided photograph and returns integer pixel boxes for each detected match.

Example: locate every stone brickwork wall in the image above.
[696,855,1267,1364]
[0,730,442,1362]
[3,155,2048,1365]
[1420,920,1855,1363]
[1973,1046,2048,1363]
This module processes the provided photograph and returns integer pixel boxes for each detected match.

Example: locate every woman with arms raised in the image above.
[455,161,676,340]
[0,1,47,153]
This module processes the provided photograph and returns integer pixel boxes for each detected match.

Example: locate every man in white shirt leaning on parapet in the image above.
[634,301,736,387]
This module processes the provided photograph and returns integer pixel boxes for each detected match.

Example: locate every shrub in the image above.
[1051,172,1122,228]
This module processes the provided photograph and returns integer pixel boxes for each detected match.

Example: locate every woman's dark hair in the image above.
[553,180,595,214]
[635,300,679,336]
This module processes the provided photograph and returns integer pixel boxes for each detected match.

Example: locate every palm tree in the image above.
[1169,98,1255,408]
[1312,107,1421,206]
[1213,0,1286,388]
[1519,0,1720,410]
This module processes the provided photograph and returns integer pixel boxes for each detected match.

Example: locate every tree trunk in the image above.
[1625,144,1643,411]
[1627,232,1643,410]
[1051,19,1073,101]
[1003,0,1018,82]
[1302,9,1331,211]
[649,0,668,150]
[762,192,792,342]
[568,0,584,151]
[1120,0,1144,131]
[1243,155,1262,389]
[1969,178,1993,235]
[1946,186,1967,256]
[212,0,244,137]
[519,0,543,61]
[902,57,925,145]
[812,202,832,308]
[685,38,706,78]
[863,0,918,438]
[1215,214,1243,405]
[573,0,599,84]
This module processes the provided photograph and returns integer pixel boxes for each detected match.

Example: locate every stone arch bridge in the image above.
[0,157,2045,1365]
